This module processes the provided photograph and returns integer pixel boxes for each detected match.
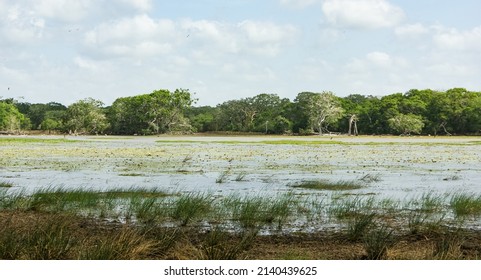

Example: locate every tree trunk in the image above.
[348,115,359,136]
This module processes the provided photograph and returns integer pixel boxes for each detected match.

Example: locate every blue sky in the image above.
[1,0,481,106]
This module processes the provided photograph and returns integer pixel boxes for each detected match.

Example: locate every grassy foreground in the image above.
[2,187,481,260]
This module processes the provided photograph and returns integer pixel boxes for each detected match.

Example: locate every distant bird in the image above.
[7,87,9,91]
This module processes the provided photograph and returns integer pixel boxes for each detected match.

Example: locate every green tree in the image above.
[293,91,344,135]
[250,93,290,133]
[65,98,109,135]
[215,99,251,132]
[186,106,217,132]
[108,89,194,135]
[388,114,425,135]
[271,115,292,134]
[40,118,61,134]
[291,92,317,134]
[0,101,31,132]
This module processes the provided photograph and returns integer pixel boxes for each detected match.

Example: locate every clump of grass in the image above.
[81,227,160,260]
[224,194,297,230]
[419,192,446,213]
[267,194,297,229]
[359,173,382,183]
[25,218,75,260]
[0,181,14,188]
[0,214,75,260]
[407,211,429,235]
[216,170,230,184]
[22,187,171,219]
[329,196,375,220]
[363,226,395,260]
[443,175,461,181]
[234,172,247,182]
[102,187,171,199]
[199,227,258,260]
[27,188,101,212]
[0,190,26,210]
[229,196,266,229]
[118,173,143,177]
[291,180,365,191]
[127,196,165,224]
[346,213,376,241]
[431,230,464,260]
[182,155,193,163]
[407,192,446,214]
[139,227,181,257]
[170,193,213,226]
[450,193,481,217]
[0,216,23,259]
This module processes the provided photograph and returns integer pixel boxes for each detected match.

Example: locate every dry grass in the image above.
[2,210,481,260]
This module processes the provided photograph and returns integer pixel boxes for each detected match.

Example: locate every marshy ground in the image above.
[1,135,481,259]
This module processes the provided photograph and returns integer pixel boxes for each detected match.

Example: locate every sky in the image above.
[1,0,481,106]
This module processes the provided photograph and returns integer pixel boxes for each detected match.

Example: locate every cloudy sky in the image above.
[1,0,481,106]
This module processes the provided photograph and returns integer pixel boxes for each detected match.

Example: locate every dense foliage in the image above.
[108,89,194,135]
[1,88,480,135]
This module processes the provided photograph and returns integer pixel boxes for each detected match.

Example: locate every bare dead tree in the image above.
[439,122,452,136]
[348,114,359,136]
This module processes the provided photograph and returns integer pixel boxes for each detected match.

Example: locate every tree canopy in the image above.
[2,87,481,136]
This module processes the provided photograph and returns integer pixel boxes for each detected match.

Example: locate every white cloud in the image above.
[33,0,93,22]
[239,20,297,44]
[342,51,411,94]
[322,0,405,29]
[0,65,29,83]
[181,19,240,54]
[347,51,407,71]
[366,51,392,67]
[118,0,152,12]
[74,56,101,71]
[395,23,429,38]
[433,26,481,51]
[280,0,319,9]
[84,15,177,58]
[238,20,298,56]
[0,5,45,44]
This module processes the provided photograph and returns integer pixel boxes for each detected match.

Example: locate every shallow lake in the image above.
[2,135,481,201]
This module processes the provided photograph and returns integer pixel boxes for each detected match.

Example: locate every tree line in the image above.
[1,87,480,136]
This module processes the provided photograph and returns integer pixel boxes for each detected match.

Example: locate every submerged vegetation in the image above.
[291,180,365,191]
[0,181,14,188]
[450,193,481,217]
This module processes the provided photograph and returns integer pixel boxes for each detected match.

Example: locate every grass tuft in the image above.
[81,227,160,260]
[363,226,395,260]
[216,170,230,184]
[170,193,212,226]
[0,181,14,188]
[234,172,248,182]
[346,213,377,241]
[359,173,382,183]
[450,193,481,217]
[199,227,258,260]
[291,180,365,191]
[431,230,464,260]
